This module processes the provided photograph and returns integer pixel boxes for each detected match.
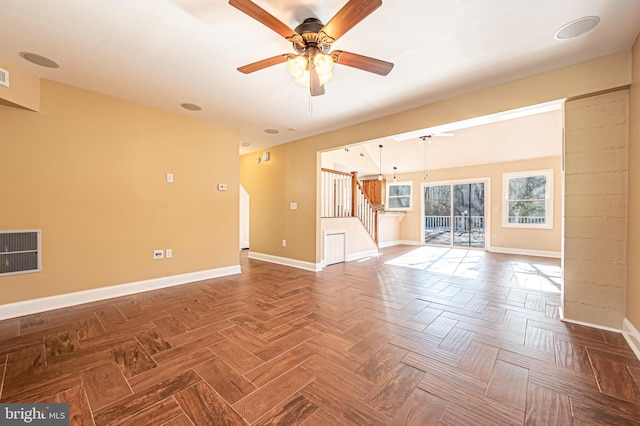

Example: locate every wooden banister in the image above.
[321,168,351,176]
[319,167,378,245]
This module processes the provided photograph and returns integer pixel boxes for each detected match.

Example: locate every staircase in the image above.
[321,168,378,244]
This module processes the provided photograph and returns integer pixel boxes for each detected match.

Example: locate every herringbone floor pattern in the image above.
[0,245,639,425]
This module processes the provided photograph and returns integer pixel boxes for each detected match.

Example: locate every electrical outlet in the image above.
[153,249,164,259]
[282,239,286,247]
[166,249,173,258]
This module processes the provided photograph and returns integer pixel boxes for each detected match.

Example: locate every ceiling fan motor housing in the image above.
[293,18,331,53]
[295,17,323,35]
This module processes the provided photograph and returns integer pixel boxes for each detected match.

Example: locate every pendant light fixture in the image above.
[378,144,383,181]
[419,135,431,180]
[393,166,397,182]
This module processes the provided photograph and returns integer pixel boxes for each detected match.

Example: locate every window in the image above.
[386,181,413,211]
[503,170,553,228]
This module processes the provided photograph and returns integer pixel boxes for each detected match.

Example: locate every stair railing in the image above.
[321,168,378,244]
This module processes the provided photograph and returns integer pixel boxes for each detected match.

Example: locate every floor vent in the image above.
[0,230,41,276]
[0,67,9,88]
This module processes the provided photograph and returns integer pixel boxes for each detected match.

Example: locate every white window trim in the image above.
[386,180,413,211]
[502,169,553,229]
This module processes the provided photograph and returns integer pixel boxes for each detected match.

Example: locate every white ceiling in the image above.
[1,0,639,155]
[321,106,563,176]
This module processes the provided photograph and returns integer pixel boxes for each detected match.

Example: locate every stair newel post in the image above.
[374,208,378,245]
[351,171,358,218]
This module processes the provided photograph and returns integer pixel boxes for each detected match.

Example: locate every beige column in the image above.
[563,90,628,329]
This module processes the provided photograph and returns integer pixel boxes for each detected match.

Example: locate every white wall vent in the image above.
[0,67,9,88]
[0,230,41,276]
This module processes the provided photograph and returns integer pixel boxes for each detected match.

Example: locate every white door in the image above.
[324,232,346,265]
[239,184,250,249]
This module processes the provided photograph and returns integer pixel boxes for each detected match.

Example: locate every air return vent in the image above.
[0,67,9,88]
[0,230,41,276]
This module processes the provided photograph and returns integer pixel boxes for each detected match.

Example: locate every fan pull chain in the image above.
[308,93,313,116]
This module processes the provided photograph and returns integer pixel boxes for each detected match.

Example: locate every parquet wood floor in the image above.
[1,245,639,425]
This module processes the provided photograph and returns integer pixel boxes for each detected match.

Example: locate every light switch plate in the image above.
[218,184,228,191]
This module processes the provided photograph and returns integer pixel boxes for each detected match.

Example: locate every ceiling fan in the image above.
[229,0,394,96]
[419,133,454,142]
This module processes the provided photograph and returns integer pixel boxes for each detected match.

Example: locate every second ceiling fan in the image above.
[229,0,394,96]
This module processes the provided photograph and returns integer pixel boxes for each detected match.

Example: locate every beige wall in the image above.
[241,51,631,266]
[239,142,318,262]
[378,213,403,246]
[563,90,628,329]
[392,157,561,254]
[628,37,640,330]
[1,79,240,304]
[0,58,40,111]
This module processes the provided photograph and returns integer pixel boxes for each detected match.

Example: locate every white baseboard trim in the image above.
[379,240,422,248]
[378,240,400,248]
[248,252,322,272]
[0,265,242,321]
[560,316,622,333]
[346,249,379,262]
[489,246,561,258]
[623,318,640,361]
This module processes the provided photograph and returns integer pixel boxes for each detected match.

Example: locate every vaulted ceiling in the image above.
[322,104,563,176]
[1,1,639,155]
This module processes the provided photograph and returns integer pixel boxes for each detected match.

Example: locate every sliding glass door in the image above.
[452,183,485,248]
[424,185,452,245]
[423,181,486,248]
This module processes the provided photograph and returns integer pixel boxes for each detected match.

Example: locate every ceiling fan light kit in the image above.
[229,0,394,96]
[286,49,335,87]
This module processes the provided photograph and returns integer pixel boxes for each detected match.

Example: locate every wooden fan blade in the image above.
[318,0,382,45]
[310,66,325,96]
[237,54,289,74]
[229,0,301,42]
[332,50,393,76]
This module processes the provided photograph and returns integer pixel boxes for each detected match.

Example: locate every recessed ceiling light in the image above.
[264,129,279,134]
[181,103,202,111]
[19,52,60,68]
[554,16,600,40]
[241,142,250,147]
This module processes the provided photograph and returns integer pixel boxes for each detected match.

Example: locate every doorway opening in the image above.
[240,184,250,250]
